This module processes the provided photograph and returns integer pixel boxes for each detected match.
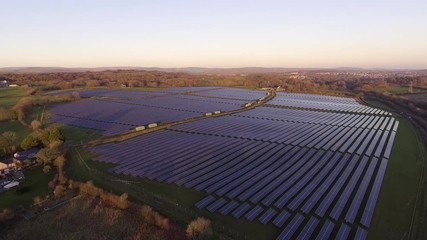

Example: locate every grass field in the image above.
[0,121,31,144]
[0,166,53,210]
[0,87,27,107]
[59,125,102,143]
[365,100,426,240]
[375,85,427,94]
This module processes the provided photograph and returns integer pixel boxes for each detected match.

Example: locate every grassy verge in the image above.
[0,166,53,210]
[0,88,27,107]
[365,100,426,240]
[60,125,102,144]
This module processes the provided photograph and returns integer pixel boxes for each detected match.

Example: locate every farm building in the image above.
[0,148,39,172]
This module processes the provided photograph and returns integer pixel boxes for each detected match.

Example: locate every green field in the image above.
[0,121,31,144]
[374,85,427,94]
[0,87,27,107]
[0,166,53,209]
[366,100,426,240]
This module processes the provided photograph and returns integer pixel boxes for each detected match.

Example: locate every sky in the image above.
[0,0,426,69]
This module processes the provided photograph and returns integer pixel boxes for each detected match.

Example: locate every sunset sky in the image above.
[1,0,426,68]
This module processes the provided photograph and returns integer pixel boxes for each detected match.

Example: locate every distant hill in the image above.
[0,66,425,75]
[0,66,321,74]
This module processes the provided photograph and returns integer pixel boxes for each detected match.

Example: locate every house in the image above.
[13,148,39,162]
[0,159,15,172]
[0,148,39,172]
[0,80,8,87]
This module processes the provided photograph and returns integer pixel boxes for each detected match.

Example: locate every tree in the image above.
[53,185,66,198]
[117,193,129,210]
[30,120,42,130]
[33,196,43,206]
[0,131,17,155]
[186,218,213,240]
[0,208,15,222]
[36,148,60,165]
[21,135,40,150]
[47,127,64,143]
[43,165,51,173]
[140,205,169,230]
[86,80,101,87]
[79,181,100,197]
[40,127,64,146]
[53,155,65,173]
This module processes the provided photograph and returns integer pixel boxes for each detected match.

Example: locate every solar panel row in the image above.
[269,92,389,115]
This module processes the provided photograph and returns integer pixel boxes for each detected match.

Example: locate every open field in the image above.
[0,121,30,143]
[404,93,427,102]
[0,87,27,107]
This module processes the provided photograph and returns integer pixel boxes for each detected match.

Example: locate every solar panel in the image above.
[361,159,388,227]
[316,220,335,240]
[296,217,319,240]
[206,198,227,212]
[232,202,251,219]
[245,205,265,221]
[272,210,291,228]
[195,195,216,209]
[276,214,304,240]
[219,201,239,215]
[335,224,351,240]
[355,227,368,240]
[258,208,277,224]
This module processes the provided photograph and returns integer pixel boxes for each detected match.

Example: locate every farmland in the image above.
[42,86,411,239]
[0,87,27,107]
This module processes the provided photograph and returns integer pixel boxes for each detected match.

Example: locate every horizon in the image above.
[1,0,427,69]
[1,66,426,71]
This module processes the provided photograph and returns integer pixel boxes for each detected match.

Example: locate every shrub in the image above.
[21,134,41,150]
[186,217,213,240]
[43,165,51,173]
[53,184,66,198]
[141,205,170,230]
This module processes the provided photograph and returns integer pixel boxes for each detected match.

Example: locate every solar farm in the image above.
[50,87,399,240]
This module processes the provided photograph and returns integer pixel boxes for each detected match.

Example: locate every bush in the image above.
[33,196,43,206]
[0,108,16,121]
[21,134,41,150]
[0,209,15,223]
[186,217,212,240]
[140,205,170,230]
[30,120,42,130]
[43,165,51,173]
[53,184,66,198]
